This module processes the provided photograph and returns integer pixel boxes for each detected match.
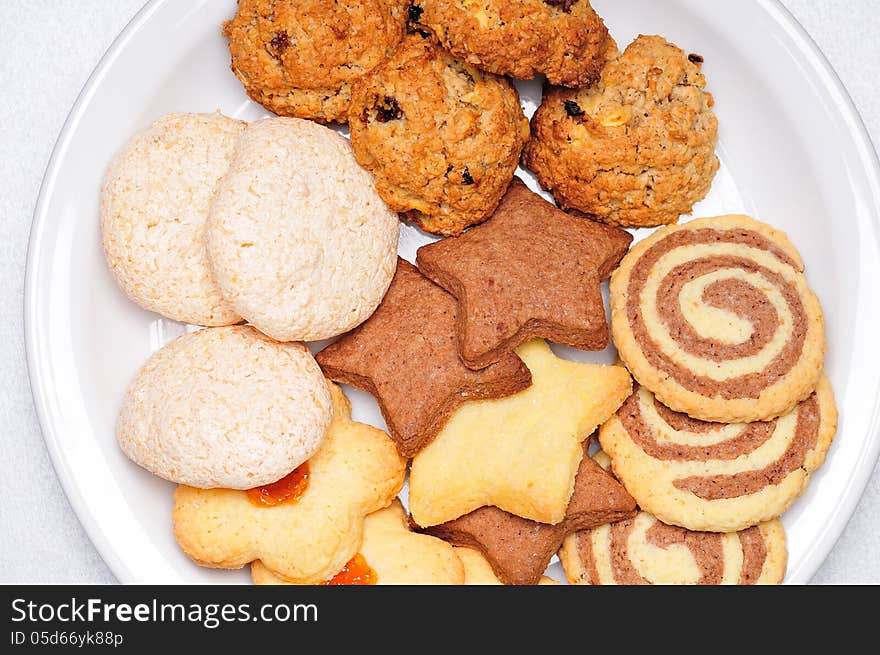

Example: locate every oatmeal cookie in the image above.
[223,0,408,123]
[412,0,616,87]
[348,34,529,236]
[523,35,719,228]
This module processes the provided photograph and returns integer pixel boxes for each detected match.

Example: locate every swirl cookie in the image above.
[523,35,719,228]
[560,513,787,585]
[101,112,244,326]
[251,501,464,585]
[223,0,408,123]
[412,1,616,87]
[207,117,399,342]
[348,34,529,236]
[118,326,331,489]
[598,378,836,532]
[610,215,826,423]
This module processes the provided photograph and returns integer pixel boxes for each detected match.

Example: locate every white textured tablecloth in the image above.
[0,0,877,584]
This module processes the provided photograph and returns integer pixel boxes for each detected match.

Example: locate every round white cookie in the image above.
[207,117,399,342]
[118,326,332,489]
[101,112,245,326]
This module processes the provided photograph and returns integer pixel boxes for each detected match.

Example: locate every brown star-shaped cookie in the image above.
[413,443,637,585]
[316,258,531,458]
[416,177,633,369]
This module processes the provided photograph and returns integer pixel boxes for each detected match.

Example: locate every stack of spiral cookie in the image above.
[557,215,835,585]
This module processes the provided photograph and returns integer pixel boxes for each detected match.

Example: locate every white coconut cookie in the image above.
[101,112,245,326]
[207,117,399,342]
[117,326,332,489]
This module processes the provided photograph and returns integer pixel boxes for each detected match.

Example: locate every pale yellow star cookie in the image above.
[252,500,465,585]
[173,383,406,584]
[409,340,632,526]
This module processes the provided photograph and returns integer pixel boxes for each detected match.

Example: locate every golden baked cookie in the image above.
[348,34,530,236]
[523,35,719,228]
[251,501,465,585]
[412,0,616,87]
[558,451,788,585]
[408,339,632,527]
[610,215,826,423]
[223,0,408,123]
[598,378,836,533]
[172,383,406,584]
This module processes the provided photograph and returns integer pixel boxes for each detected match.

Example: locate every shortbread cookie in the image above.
[173,383,406,584]
[348,35,529,235]
[251,500,464,585]
[523,35,719,227]
[118,326,331,489]
[223,0,408,123]
[317,259,531,457]
[101,113,244,326]
[610,215,826,423]
[207,117,398,342]
[413,1,615,87]
[454,548,558,585]
[409,339,631,527]
[417,178,632,369]
[417,447,636,584]
[598,377,836,532]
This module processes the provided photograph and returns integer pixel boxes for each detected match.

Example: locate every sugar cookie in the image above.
[251,500,464,585]
[409,339,631,526]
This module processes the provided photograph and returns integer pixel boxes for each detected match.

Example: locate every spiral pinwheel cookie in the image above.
[560,514,787,585]
[610,215,826,423]
[598,377,836,532]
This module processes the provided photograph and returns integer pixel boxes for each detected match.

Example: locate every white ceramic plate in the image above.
[25,0,880,584]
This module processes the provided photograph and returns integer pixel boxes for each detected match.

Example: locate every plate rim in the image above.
[24,0,880,584]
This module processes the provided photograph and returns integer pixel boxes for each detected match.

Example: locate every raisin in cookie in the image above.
[524,35,719,228]
[223,0,408,123]
[349,34,529,236]
[412,0,616,87]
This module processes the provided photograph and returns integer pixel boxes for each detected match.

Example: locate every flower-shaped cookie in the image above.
[173,383,406,584]
[252,500,464,585]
